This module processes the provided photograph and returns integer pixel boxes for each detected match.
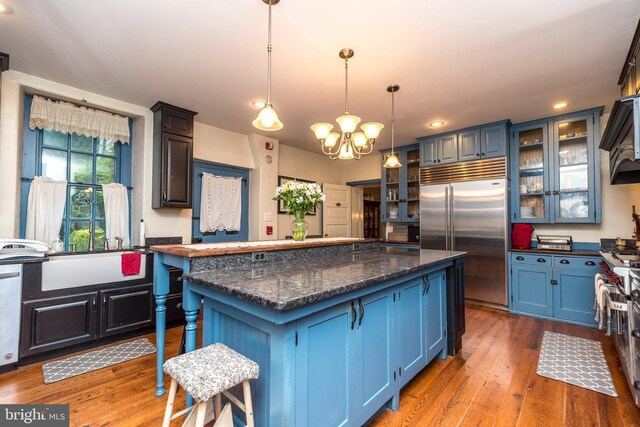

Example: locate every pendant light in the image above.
[252,0,283,131]
[383,84,402,168]
[310,49,384,160]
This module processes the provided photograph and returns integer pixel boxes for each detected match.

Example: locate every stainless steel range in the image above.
[600,249,640,406]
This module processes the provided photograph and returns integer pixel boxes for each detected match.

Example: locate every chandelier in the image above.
[252,0,283,131]
[310,49,384,160]
[383,84,402,168]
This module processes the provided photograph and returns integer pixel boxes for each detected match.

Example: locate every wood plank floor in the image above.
[1,305,639,426]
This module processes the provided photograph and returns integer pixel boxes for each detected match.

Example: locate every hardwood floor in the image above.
[1,305,639,426]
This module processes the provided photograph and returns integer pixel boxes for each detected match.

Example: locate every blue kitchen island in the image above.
[152,238,465,426]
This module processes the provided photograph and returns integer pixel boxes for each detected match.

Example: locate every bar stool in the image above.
[162,343,260,427]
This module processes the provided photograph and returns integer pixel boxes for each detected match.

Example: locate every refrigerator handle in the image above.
[450,185,455,251]
[444,186,449,251]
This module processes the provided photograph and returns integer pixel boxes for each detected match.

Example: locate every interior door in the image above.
[322,183,352,237]
[192,161,249,243]
[351,187,364,238]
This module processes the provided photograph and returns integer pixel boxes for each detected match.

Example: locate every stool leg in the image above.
[162,379,179,427]
[242,380,255,427]
[215,394,222,418]
[194,402,207,427]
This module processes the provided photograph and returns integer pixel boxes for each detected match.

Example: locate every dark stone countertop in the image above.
[0,256,48,265]
[185,248,465,312]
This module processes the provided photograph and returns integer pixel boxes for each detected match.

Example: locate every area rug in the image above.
[537,331,617,396]
[43,338,156,384]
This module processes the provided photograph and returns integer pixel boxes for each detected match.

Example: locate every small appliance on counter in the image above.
[536,235,572,251]
[0,239,50,260]
[408,225,419,243]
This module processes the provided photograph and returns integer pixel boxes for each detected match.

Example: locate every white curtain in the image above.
[200,173,242,233]
[29,95,130,144]
[25,177,67,246]
[102,183,130,248]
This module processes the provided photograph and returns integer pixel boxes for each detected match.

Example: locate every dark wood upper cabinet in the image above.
[619,19,640,96]
[151,102,198,209]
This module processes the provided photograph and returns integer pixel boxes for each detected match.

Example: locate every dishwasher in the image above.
[0,264,22,367]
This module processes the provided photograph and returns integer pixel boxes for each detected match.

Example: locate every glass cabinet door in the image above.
[405,148,420,222]
[553,117,594,222]
[384,156,401,221]
[515,125,549,222]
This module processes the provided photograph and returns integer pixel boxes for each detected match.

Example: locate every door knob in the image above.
[336,202,342,207]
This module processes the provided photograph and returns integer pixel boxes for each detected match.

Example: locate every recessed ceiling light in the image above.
[429,120,445,128]
[252,101,265,109]
[0,3,14,14]
[553,102,568,109]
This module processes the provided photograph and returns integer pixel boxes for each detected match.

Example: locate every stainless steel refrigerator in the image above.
[420,158,508,307]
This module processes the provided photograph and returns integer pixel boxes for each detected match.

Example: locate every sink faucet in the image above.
[88,220,94,251]
[115,236,123,251]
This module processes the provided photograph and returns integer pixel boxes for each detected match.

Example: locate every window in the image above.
[20,95,132,251]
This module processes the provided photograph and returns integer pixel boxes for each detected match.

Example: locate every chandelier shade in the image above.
[310,49,383,160]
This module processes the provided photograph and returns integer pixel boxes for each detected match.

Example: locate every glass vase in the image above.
[291,211,308,241]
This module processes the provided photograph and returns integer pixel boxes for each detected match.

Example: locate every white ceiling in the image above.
[1,0,639,154]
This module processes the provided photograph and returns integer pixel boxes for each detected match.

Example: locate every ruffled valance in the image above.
[29,95,130,144]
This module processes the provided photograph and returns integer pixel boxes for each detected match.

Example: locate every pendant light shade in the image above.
[253,0,283,131]
[383,84,402,169]
[336,114,361,134]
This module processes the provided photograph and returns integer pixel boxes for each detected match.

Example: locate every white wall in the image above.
[342,153,382,183]
[248,134,279,241]
[277,144,345,238]
[193,122,254,169]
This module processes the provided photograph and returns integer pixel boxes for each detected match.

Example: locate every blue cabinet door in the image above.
[426,270,447,361]
[510,264,553,316]
[295,302,354,427]
[553,268,599,326]
[396,277,426,387]
[437,134,458,165]
[457,129,481,162]
[481,124,506,159]
[420,137,438,167]
[354,290,394,425]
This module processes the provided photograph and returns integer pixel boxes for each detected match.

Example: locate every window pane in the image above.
[69,220,91,252]
[69,187,93,218]
[43,130,67,149]
[96,156,115,184]
[96,189,105,218]
[70,153,93,183]
[95,221,106,248]
[71,134,93,153]
[96,139,115,156]
[41,148,67,180]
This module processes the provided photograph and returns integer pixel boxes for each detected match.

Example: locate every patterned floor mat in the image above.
[43,338,156,384]
[537,331,617,397]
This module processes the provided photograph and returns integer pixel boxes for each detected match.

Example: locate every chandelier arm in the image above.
[320,134,343,157]
[356,143,374,156]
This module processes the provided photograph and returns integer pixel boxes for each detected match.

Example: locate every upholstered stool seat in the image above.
[161,343,259,427]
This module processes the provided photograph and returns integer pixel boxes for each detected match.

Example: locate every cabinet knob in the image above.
[476,153,480,157]
[515,256,524,261]
[632,290,640,301]
[585,261,596,266]
[481,152,485,156]
[635,381,640,391]
[552,190,559,195]
[632,329,640,339]
[336,202,341,207]
[551,279,558,285]
[559,259,569,264]
[537,258,546,263]
[544,191,551,196]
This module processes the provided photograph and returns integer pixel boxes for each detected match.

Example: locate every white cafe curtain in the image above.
[25,176,67,246]
[102,183,130,249]
[29,95,130,144]
[200,173,242,233]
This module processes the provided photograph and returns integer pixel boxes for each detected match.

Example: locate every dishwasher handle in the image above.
[0,272,20,280]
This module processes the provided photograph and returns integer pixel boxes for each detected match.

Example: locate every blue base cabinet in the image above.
[509,252,601,327]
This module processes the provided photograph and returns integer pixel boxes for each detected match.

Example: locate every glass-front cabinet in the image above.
[381,144,420,223]
[510,108,601,224]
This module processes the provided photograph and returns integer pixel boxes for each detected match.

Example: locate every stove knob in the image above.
[633,329,640,339]
[635,381,640,391]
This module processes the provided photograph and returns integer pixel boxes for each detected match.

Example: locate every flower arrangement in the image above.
[273,180,326,215]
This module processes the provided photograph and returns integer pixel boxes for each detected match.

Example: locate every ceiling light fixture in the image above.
[383,85,402,169]
[429,120,445,128]
[0,3,14,14]
[252,0,283,131]
[310,48,384,160]
[553,102,568,109]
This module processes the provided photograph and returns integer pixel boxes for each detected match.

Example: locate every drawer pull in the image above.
[176,302,182,309]
[559,259,569,264]
[551,279,558,286]
[515,256,524,261]
[350,301,357,330]
[585,261,595,266]
[537,258,546,263]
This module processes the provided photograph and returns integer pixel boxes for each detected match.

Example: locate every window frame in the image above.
[20,94,133,250]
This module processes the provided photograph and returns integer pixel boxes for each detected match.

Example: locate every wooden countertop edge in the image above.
[150,238,381,257]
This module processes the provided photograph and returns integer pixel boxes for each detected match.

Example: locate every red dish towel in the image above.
[121,251,142,276]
